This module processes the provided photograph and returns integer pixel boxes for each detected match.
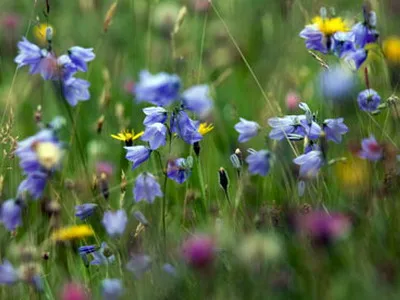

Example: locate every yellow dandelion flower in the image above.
[198,123,214,136]
[33,23,54,45]
[383,36,400,64]
[111,129,144,146]
[51,225,94,241]
[311,16,349,36]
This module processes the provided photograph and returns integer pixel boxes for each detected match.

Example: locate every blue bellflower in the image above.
[143,107,168,126]
[102,279,124,300]
[344,48,368,70]
[320,65,357,101]
[245,149,271,176]
[102,210,128,237]
[331,32,356,58]
[299,25,328,54]
[91,242,116,265]
[0,199,22,231]
[141,123,167,150]
[357,89,381,112]
[133,172,163,204]
[181,85,213,117]
[268,115,306,141]
[167,158,191,184]
[0,260,18,285]
[359,135,383,161]
[352,10,379,48]
[234,118,260,143]
[75,203,97,220]
[125,146,152,170]
[300,118,322,140]
[293,150,324,179]
[67,46,95,72]
[323,118,348,143]
[134,70,181,106]
[17,171,48,200]
[62,77,91,106]
[170,111,203,144]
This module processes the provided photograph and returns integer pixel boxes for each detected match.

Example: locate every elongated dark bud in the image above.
[218,167,230,204]
[100,173,109,200]
[193,141,201,157]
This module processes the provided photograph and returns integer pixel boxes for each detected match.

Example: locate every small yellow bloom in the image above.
[335,157,369,191]
[198,123,214,136]
[111,129,144,146]
[51,225,94,241]
[311,16,349,36]
[383,36,400,64]
[33,23,54,45]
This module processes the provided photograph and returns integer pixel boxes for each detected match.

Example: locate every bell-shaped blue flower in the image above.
[134,70,181,106]
[181,85,213,117]
[170,111,203,144]
[344,48,368,70]
[75,203,97,220]
[91,242,115,265]
[357,89,381,112]
[143,107,168,126]
[102,210,128,237]
[62,77,90,106]
[141,123,167,150]
[245,149,271,176]
[17,171,48,200]
[133,172,163,204]
[293,150,324,179]
[68,46,95,72]
[167,158,191,184]
[268,115,306,141]
[234,118,260,143]
[0,260,18,285]
[323,118,348,143]
[124,146,152,170]
[0,199,22,231]
[299,25,328,54]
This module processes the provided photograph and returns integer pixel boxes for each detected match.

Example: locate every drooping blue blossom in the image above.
[323,118,349,143]
[268,115,306,141]
[344,48,368,70]
[101,279,124,300]
[245,149,271,176]
[126,255,152,279]
[170,111,203,144]
[133,172,163,204]
[299,25,328,54]
[143,107,168,126]
[331,32,356,58]
[0,199,22,231]
[124,146,152,170]
[352,9,379,48]
[293,150,324,179]
[67,46,95,72]
[320,65,357,101]
[0,260,18,285]
[234,118,260,143]
[75,203,97,220]
[78,245,97,267]
[17,171,48,200]
[300,118,322,140]
[358,135,382,161]
[357,89,381,112]
[91,242,116,265]
[141,123,167,150]
[102,210,128,237]
[167,158,191,184]
[62,77,91,106]
[304,140,320,154]
[134,70,181,106]
[181,85,213,117]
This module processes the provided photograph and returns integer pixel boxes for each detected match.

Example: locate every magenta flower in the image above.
[182,234,215,269]
[358,135,383,161]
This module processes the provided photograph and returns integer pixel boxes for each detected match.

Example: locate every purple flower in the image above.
[299,25,328,54]
[141,123,167,150]
[234,118,260,143]
[357,89,381,112]
[352,22,379,48]
[181,85,213,116]
[78,245,97,255]
[293,150,324,179]
[323,118,348,143]
[133,172,163,204]
[170,111,203,144]
[75,203,97,220]
[331,32,356,58]
[57,54,78,81]
[62,77,90,106]
[143,107,168,126]
[245,149,271,176]
[134,70,181,106]
[91,242,115,265]
[102,279,123,300]
[358,135,382,161]
[68,46,95,72]
[0,199,22,231]
[124,146,152,170]
[167,158,191,184]
[17,171,48,200]
[268,115,306,140]
[320,65,357,101]
[182,234,215,269]
[0,260,18,285]
[102,210,128,237]
[126,255,152,279]
[344,48,368,70]
[300,119,322,140]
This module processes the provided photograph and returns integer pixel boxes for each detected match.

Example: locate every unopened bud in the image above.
[46,26,53,42]
[218,167,229,193]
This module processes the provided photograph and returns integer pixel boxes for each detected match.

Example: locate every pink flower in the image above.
[182,234,215,269]
[61,283,89,300]
[285,91,300,111]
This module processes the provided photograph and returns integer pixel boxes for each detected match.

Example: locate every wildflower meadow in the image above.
[1,0,400,299]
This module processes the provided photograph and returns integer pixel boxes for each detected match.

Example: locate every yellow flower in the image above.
[111,129,144,146]
[51,225,94,241]
[383,36,400,64]
[335,157,369,191]
[311,16,349,36]
[198,123,214,136]
[33,23,54,45]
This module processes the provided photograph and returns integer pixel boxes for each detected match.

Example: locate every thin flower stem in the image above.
[196,156,208,214]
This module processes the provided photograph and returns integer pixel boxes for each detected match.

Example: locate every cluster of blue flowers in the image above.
[300,6,379,71]
[15,28,95,106]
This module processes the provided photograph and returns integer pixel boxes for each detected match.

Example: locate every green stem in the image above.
[196,156,208,215]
